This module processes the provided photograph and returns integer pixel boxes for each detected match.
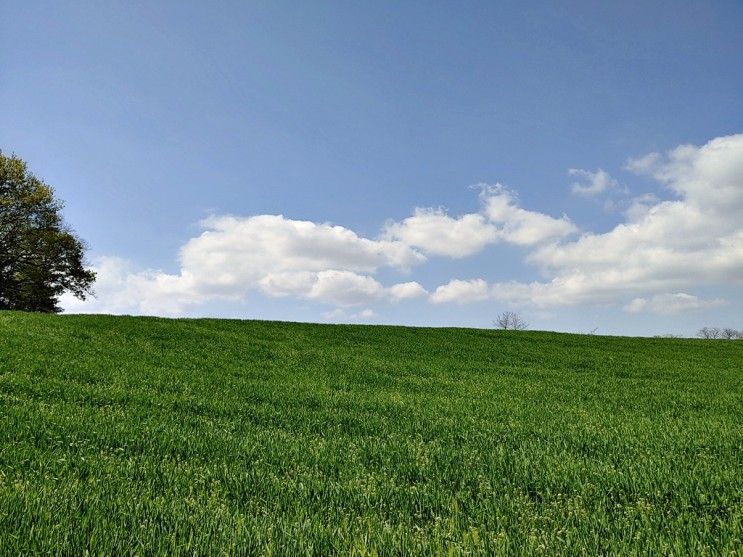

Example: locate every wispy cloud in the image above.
[568,168,622,197]
[624,293,726,315]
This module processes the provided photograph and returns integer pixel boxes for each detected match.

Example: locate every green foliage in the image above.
[0,152,95,312]
[0,312,741,555]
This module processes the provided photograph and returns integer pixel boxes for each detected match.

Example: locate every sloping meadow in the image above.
[0,312,741,554]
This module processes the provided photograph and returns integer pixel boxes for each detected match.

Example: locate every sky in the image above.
[2,0,742,336]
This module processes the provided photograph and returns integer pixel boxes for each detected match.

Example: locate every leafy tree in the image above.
[0,152,95,312]
[493,311,528,330]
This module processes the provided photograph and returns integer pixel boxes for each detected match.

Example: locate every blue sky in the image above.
[3,1,742,335]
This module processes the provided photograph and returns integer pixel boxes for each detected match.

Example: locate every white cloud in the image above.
[627,136,743,218]
[258,271,316,298]
[481,185,578,245]
[64,134,742,319]
[624,152,660,174]
[182,215,425,288]
[304,270,425,307]
[432,134,743,310]
[63,216,428,314]
[60,256,208,315]
[624,293,726,315]
[306,271,390,307]
[322,307,377,321]
[383,209,497,257]
[569,168,620,196]
[388,281,429,301]
[259,270,425,306]
[623,297,648,313]
[430,279,490,304]
[383,184,577,256]
[624,193,660,222]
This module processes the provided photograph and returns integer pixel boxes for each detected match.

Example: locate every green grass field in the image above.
[0,311,741,555]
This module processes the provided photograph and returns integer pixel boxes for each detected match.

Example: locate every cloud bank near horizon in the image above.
[432,133,743,312]
[63,134,743,320]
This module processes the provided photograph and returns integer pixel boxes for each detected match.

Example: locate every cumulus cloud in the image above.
[259,270,426,307]
[432,134,743,311]
[322,308,377,321]
[383,209,497,257]
[481,185,578,245]
[624,293,725,315]
[63,216,428,314]
[569,168,621,196]
[182,215,424,286]
[623,193,660,222]
[64,134,742,319]
[305,271,387,307]
[383,184,577,256]
[303,270,425,307]
[388,281,429,301]
[430,279,490,304]
[60,256,207,315]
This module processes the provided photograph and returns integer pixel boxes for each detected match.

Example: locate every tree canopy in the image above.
[0,152,95,312]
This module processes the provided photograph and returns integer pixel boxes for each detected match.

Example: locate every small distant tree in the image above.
[697,327,721,339]
[0,152,95,312]
[697,327,741,340]
[494,311,528,330]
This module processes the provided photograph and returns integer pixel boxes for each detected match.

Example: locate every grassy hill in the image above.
[0,311,741,555]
